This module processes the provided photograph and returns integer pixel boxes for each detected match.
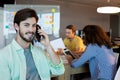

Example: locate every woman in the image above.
[71,25,116,80]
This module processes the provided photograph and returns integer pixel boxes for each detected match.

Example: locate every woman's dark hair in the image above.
[83,25,112,48]
[14,8,38,26]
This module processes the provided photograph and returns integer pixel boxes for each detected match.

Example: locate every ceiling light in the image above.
[97,6,120,14]
[97,0,120,14]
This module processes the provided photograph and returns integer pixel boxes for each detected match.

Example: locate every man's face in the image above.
[17,17,37,42]
[65,29,75,39]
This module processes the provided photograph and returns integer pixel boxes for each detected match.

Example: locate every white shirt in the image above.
[114,66,120,80]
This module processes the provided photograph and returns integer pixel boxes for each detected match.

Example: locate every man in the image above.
[0,8,64,80]
[64,24,85,56]
[63,25,85,80]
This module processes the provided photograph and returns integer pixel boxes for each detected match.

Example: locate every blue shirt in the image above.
[71,44,116,80]
[24,48,41,80]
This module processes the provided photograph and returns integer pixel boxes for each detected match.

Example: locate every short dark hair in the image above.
[66,25,76,33]
[14,8,38,25]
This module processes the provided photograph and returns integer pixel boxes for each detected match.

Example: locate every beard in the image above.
[19,30,35,42]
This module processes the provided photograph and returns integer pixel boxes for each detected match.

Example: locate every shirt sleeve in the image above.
[0,50,11,80]
[48,58,65,75]
[63,38,67,47]
[77,38,85,52]
[71,44,98,68]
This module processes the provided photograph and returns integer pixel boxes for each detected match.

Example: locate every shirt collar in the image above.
[11,39,34,52]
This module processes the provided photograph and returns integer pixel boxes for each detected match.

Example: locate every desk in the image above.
[52,63,89,80]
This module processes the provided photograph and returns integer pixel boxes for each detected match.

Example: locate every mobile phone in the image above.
[35,25,45,42]
[63,49,76,59]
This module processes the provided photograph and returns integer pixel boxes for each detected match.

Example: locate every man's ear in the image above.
[14,23,19,32]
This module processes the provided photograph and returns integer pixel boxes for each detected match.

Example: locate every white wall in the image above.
[16,0,110,38]
[0,8,5,48]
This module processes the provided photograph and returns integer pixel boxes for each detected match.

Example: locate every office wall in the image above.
[119,15,120,37]
[0,0,119,49]
[0,8,4,48]
[16,0,110,38]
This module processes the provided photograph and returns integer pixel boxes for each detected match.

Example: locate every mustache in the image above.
[25,32,35,35]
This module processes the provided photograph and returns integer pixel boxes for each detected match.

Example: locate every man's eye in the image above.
[67,32,70,34]
[24,25,29,27]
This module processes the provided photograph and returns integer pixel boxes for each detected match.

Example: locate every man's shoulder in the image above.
[0,44,12,59]
[63,37,68,42]
[0,44,11,53]
[74,36,83,41]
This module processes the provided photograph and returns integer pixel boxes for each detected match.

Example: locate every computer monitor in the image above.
[76,30,83,38]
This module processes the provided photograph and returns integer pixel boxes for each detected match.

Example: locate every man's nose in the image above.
[29,27,36,32]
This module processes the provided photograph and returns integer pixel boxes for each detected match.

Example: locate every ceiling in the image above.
[59,0,120,7]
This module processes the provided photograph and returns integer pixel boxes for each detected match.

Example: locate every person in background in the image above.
[71,25,116,80]
[63,24,86,80]
[64,24,85,56]
[0,8,64,80]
